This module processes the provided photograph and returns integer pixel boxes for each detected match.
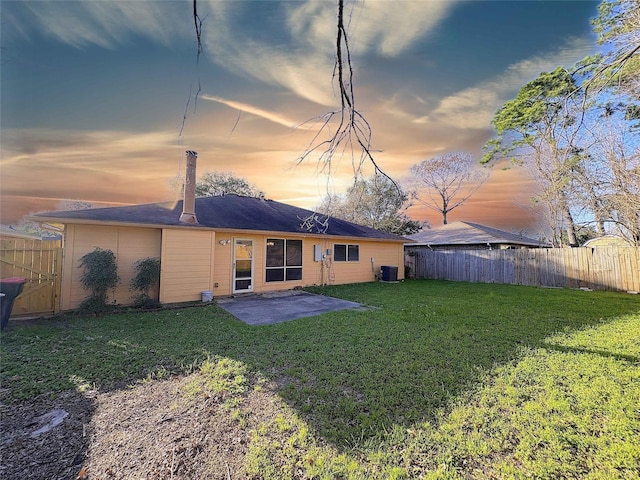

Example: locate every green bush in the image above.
[130,257,161,309]
[78,248,119,313]
[78,295,116,314]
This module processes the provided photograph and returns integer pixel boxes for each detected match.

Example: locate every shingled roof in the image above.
[406,221,546,247]
[32,194,405,241]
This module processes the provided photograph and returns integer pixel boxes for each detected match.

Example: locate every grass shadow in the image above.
[225,281,640,449]
[543,344,639,364]
[0,388,95,479]
[2,280,639,454]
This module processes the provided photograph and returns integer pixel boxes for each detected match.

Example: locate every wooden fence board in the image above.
[408,246,640,292]
[0,238,62,317]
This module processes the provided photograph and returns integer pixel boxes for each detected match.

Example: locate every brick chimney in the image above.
[180,150,198,224]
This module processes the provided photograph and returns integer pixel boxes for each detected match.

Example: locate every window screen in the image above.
[266,239,303,282]
[334,244,359,262]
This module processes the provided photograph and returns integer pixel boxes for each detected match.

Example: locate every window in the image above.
[334,243,359,262]
[266,239,302,282]
[348,244,359,262]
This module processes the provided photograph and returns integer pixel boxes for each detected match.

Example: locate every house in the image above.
[582,235,633,247]
[30,153,406,311]
[0,224,62,244]
[404,221,548,280]
[405,221,548,251]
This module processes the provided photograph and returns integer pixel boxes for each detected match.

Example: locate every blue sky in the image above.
[1,0,600,232]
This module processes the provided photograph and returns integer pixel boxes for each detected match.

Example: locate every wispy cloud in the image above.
[1,129,183,183]
[3,1,190,48]
[0,125,323,212]
[201,0,458,106]
[285,0,458,56]
[347,1,459,56]
[414,36,595,129]
[198,1,335,106]
[6,1,457,105]
[201,95,319,130]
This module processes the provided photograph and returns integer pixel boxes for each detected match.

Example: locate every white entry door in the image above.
[233,239,254,293]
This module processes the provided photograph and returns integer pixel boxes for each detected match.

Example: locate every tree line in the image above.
[483,0,639,246]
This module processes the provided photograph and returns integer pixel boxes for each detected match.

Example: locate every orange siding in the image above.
[211,232,404,297]
[115,228,163,303]
[61,225,161,310]
[159,229,215,304]
[210,234,404,297]
[61,224,405,307]
[212,235,232,296]
[323,240,405,285]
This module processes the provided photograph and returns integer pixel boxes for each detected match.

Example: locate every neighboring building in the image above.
[0,224,62,244]
[404,221,549,280]
[582,235,633,247]
[405,221,548,251]
[30,194,407,312]
[1,225,41,241]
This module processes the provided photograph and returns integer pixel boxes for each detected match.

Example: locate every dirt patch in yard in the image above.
[1,374,285,479]
[0,390,94,478]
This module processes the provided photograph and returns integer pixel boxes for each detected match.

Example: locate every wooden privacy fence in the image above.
[407,247,640,292]
[0,238,62,317]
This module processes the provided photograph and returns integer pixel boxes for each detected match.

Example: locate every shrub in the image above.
[130,257,161,309]
[78,248,119,313]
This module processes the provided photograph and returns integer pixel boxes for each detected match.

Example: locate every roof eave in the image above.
[27,216,209,231]
[27,215,407,242]
[405,242,546,247]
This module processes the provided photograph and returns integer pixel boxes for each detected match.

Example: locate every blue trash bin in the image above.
[1,277,27,330]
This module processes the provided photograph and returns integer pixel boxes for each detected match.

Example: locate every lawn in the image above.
[2,280,639,478]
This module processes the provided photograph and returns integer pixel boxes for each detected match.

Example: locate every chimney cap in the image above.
[186,150,198,157]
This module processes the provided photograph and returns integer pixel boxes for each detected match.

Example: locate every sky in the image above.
[1,0,601,235]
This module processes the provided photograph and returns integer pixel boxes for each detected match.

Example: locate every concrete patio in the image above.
[216,290,366,325]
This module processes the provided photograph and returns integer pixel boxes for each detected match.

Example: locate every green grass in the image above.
[2,280,639,478]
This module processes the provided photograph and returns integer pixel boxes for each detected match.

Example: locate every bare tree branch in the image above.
[296,0,396,190]
[178,1,204,142]
[193,0,203,62]
[409,152,489,225]
[579,44,640,101]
